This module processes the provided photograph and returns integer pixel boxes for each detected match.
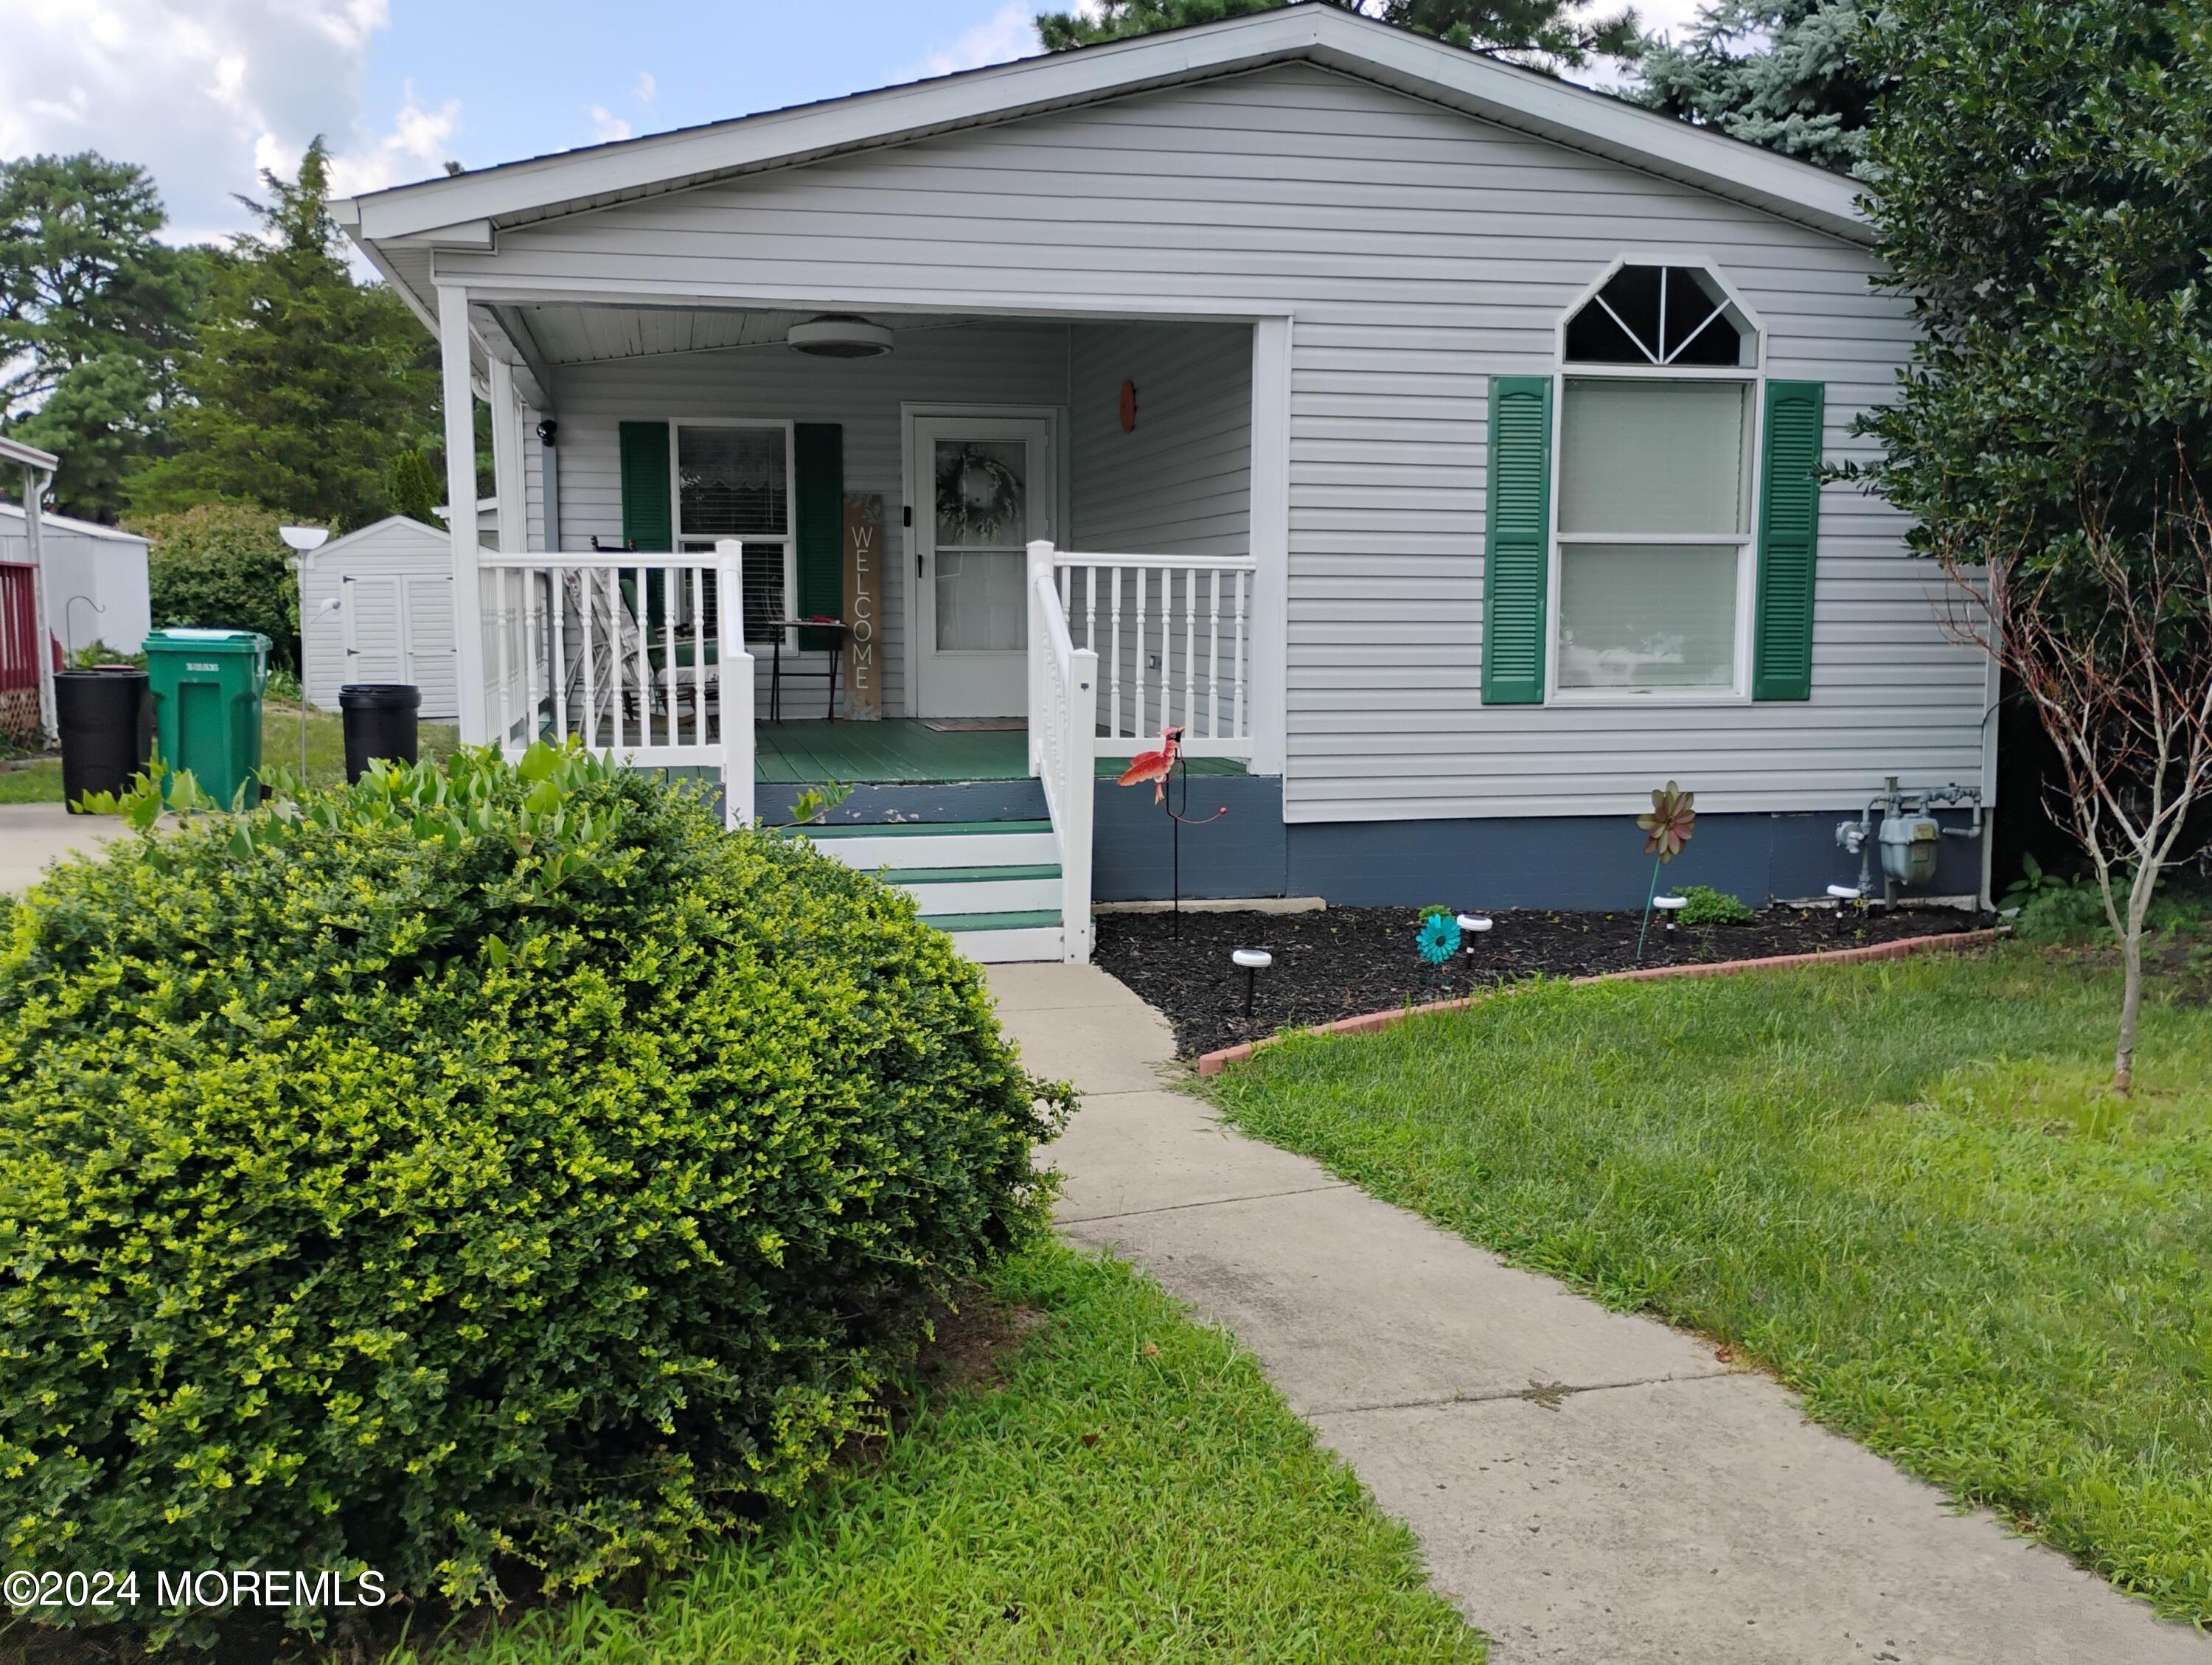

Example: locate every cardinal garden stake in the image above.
[1117,726,1227,938]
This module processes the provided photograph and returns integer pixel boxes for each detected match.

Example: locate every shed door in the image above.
[400,574,457,720]
[349,577,403,683]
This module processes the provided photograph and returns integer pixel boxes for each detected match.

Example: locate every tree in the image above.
[137,504,302,672]
[1035,0,1639,73]
[0,153,205,519]
[126,141,438,531]
[1932,484,2212,1097]
[1849,0,2211,602]
[1628,2,1882,173]
[383,447,445,526]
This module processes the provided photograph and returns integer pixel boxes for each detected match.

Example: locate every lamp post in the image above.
[280,528,331,782]
[1231,947,1272,1018]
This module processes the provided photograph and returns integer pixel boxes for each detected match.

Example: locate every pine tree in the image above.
[1036,0,1638,73]
[1628,2,1881,175]
[0,153,204,519]
[125,141,438,531]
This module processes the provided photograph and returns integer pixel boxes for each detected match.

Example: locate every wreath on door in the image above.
[935,444,1023,543]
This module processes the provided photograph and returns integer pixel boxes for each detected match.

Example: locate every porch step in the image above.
[922,908,1065,965]
[802,820,1056,870]
[881,863,1062,916]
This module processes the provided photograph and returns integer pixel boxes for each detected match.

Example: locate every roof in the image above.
[302,514,449,562]
[338,7,1868,261]
[0,435,61,474]
[0,501,148,546]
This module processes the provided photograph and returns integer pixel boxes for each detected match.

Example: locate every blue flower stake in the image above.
[1417,911,1463,987]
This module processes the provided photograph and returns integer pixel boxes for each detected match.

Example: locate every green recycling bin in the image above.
[144,628,271,808]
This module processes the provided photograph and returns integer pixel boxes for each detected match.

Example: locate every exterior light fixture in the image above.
[787,314,894,358]
[1653,894,1687,939]
[279,525,330,557]
[1231,947,1272,1017]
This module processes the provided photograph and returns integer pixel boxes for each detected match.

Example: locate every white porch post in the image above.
[21,459,56,743]
[1248,316,1291,777]
[1026,538,1055,776]
[438,283,488,745]
[487,357,526,556]
[716,539,756,828]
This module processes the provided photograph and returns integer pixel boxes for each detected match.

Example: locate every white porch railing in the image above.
[1026,546,1100,964]
[1028,541,1257,760]
[477,538,755,827]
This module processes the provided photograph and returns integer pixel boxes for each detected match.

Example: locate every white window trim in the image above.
[1545,260,1766,709]
[668,417,799,654]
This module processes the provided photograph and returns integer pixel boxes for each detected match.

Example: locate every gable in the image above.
[439,63,1872,321]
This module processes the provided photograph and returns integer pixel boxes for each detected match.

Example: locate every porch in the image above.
[429,296,1288,963]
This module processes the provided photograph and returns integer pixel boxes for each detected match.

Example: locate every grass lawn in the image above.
[390,1246,1482,1664]
[1202,946,2212,1624]
[0,702,459,804]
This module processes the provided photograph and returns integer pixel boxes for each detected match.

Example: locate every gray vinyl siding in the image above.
[543,321,1071,717]
[448,62,1981,821]
[1069,320,1251,557]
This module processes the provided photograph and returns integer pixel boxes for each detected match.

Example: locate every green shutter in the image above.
[793,423,844,651]
[619,421,672,551]
[1752,380,1825,701]
[1481,375,1554,706]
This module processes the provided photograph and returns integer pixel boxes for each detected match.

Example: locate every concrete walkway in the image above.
[987,961,2211,1665]
[0,802,119,896]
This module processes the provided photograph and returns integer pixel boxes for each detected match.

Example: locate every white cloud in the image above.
[633,70,657,108]
[900,1,1040,82]
[0,0,453,242]
[585,105,631,144]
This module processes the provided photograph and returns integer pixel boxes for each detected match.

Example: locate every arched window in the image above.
[1551,263,1761,698]
[1563,263,1756,369]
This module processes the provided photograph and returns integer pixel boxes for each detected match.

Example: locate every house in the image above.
[296,516,461,720]
[0,501,153,660]
[337,7,1994,962]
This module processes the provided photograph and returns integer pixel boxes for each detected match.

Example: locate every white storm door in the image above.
[911,415,1053,717]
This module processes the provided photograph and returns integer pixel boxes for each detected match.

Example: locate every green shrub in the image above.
[136,502,301,671]
[0,746,1065,1644]
[1677,884,1756,926]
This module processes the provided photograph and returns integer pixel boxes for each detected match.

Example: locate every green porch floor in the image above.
[756,720,1248,785]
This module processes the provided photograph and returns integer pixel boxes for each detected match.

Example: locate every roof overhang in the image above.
[341,7,1869,261]
[0,435,60,474]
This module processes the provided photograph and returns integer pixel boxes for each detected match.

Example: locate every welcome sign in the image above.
[841,493,883,719]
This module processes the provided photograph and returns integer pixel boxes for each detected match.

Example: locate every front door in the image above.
[911,414,1053,717]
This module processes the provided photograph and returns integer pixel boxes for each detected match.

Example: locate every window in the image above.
[675,423,794,646]
[1553,263,1759,698]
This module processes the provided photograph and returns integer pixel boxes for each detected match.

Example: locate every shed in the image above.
[298,516,459,718]
[0,501,151,657]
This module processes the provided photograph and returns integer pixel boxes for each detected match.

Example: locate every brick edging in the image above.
[1192,928,2005,1078]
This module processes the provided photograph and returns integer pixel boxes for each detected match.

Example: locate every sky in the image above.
[0,0,1712,246]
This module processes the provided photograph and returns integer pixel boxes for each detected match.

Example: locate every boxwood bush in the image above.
[0,746,1066,1641]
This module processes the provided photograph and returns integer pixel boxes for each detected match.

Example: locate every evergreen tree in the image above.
[1850,0,2211,594]
[0,153,204,519]
[383,447,445,526]
[1629,2,1882,174]
[1037,0,1638,73]
[127,141,438,531]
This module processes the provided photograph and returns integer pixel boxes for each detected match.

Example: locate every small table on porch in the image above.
[768,618,849,722]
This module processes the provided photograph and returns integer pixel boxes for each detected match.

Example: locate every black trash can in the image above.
[56,667,152,812]
[338,684,421,783]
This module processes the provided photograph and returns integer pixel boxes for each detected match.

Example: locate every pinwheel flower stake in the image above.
[1635,780,1697,963]
[1416,907,1463,988]
[1117,726,1226,937]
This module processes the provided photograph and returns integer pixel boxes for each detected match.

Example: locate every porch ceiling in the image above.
[498,304,978,368]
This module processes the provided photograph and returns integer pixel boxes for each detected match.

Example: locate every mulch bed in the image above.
[1095,903,1996,1060]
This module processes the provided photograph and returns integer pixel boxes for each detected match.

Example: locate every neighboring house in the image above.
[0,500,153,659]
[297,516,461,720]
[338,7,1994,962]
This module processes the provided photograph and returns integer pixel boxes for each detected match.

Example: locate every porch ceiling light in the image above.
[787,314,893,358]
